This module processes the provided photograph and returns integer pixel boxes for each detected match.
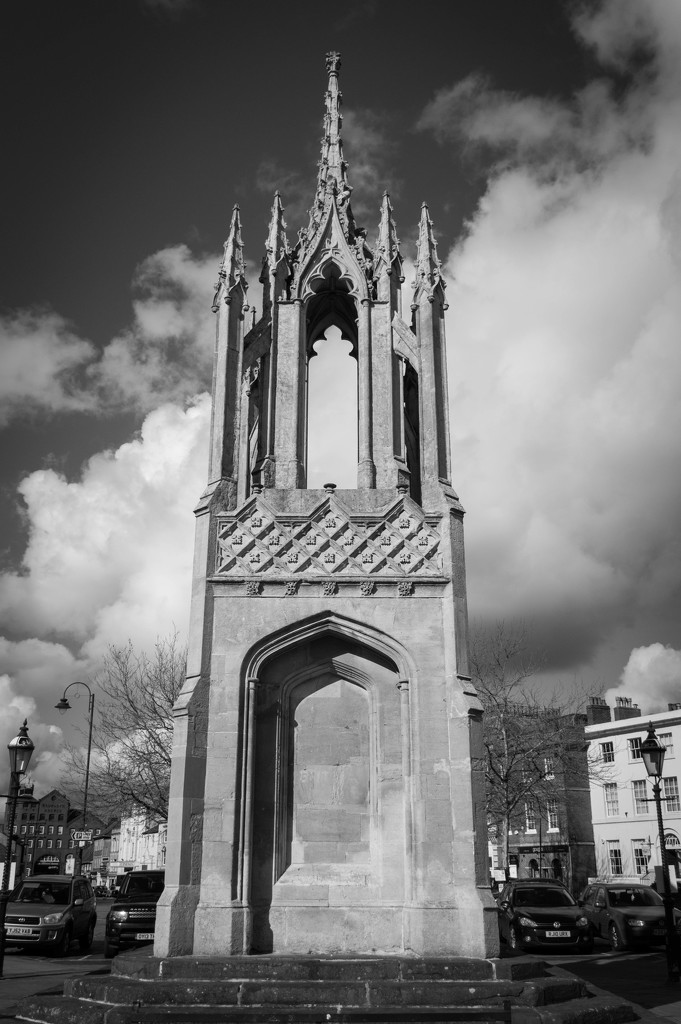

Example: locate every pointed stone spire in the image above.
[266,191,289,268]
[261,191,290,310]
[301,52,356,246]
[375,191,402,275]
[413,202,445,303]
[213,205,247,310]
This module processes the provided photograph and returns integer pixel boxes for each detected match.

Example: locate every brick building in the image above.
[5,783,106,877]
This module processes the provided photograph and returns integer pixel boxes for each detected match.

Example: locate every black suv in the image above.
[104,870,164,958]
[4,875,96,956]
[497,878,593,954]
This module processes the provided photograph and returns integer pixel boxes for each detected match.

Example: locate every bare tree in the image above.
[470,621,599,875]
[62,635,186,822]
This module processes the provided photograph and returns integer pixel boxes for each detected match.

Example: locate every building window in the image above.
[663,777,680,812]
[632,841,649,875]
[20,825,26,835]
[47,840,52,849]
[525,804,536,832]
[633,780,648,814]
[628,737,642,760]
[604,783,620,816]
[38,825,45,835]
[57,840,62,849]
[607,841,623,874]
[600,741,615,763]
[28,839,33,849]
[544,757,555,779]
[48,826,54,835]
[29,825,34,835]
[58,826,63,835]
[547,799,559,830]
[660,733,674,758]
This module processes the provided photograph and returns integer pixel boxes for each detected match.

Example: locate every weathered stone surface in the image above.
[16,995,107,1024]
[155,55,495,962]
[530,995,637,1024]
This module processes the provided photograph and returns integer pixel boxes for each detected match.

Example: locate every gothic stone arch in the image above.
[243,613,411,953]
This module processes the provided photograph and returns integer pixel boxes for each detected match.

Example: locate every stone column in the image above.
[357,298,376,487]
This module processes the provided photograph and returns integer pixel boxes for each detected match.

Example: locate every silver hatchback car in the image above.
[4,874,97,956]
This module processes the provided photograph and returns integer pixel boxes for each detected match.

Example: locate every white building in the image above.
[586,699,681,881]
[108,810,166,877]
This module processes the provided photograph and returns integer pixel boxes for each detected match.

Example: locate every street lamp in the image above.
[641,721,680,984]
[55,681,95,875]
[0,720,35,977]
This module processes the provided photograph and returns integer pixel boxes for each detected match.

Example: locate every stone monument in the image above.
[155,52,497,960]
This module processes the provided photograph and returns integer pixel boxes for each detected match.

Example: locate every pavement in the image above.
[546,949,681,1023]
[0,953,110,1021]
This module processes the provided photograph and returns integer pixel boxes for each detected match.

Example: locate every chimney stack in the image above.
[613,696,641,721]
[587,695,611,725]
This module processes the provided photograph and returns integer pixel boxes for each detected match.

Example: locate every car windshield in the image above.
[608,887,662,907]
[125,876,164,894]
[13,881,71,905]
[514,887,575,907]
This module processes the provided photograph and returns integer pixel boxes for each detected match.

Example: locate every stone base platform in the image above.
[16,955,638,1024]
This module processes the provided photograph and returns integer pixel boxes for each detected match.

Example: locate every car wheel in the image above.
[104,939,118,959]
[55,926,72,957]
[608,922,626,951]
[79,920,95,952]
[508,925,520,953]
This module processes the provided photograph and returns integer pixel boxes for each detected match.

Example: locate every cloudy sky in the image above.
[2,0,680,799]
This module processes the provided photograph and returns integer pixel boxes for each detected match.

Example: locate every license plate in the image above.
[136,932,154,940]
[653,929,665,937]
[6,926,34,936]
[546,930,571,938]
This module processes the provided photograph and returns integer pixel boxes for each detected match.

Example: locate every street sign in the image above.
[70,829,93,842]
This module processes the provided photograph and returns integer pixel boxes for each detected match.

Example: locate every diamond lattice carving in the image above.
[215,497,441,578]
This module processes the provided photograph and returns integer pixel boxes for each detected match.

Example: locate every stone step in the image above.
[66,975,528,1007]
[15,993,638,1024]
[113,955,506,983]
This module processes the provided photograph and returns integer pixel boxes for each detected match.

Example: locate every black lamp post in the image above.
[0,720,35,978]
[55,681,94,875]
[641,721,680,984]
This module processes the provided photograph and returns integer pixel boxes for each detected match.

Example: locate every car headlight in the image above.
[517,916,537,927]
[109,909,129,921]
[626,918,646,928]
[576,916,589,927]
[42,911,66,925]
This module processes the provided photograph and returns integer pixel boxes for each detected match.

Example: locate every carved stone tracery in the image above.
[215,496,442,579]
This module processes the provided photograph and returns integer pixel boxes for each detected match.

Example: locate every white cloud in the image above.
[0,246,218,425]
[0,310,95,424]
[0,398,210,654]
[417,0,681,672]
[605,643,681,714]
[0,397,210,799]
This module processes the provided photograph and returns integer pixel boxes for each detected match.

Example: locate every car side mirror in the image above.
[74,898,84,906]
[499,900,510,911]
[594,899,605,909]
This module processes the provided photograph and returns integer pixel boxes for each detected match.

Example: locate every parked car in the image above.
[579,882,681,951]
[104,870,164,958]
[497,879,593,954]
[3,874,96,956]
